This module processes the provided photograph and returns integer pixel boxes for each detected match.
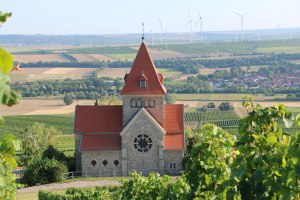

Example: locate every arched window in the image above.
[131,99,136,107]
[139,80,147,88]
[149,99,155,107]
[144,99,150,107]
[136,99,142,107]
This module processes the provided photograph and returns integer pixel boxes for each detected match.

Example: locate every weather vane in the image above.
[142,22,145,41]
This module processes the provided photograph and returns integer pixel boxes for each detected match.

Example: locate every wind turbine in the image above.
[184,13,194,43]
[234,11,248,42]
[157,18,163,44]
[165,28,168,49]
[194,10,203,43]
[149,28,154,46]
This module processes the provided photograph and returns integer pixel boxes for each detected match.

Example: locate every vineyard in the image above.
[0,114,74,135]
[184,110,241,134]
[54,134,75,157]
[184,110,240,122]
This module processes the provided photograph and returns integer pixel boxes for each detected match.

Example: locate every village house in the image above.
[73,41,185,176]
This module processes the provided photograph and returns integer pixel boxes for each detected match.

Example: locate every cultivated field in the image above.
[97,68,130,78]
[13,54,69,63]
[0,98,95,116]
[70,54,113,62]
[9,68,96,82]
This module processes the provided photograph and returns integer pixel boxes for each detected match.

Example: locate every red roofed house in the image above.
[74,41,184,175]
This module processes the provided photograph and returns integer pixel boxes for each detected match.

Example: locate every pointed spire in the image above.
[121,42,166,95]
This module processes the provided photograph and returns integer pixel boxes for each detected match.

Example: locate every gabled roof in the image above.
[74,105,123,133]
[164,104,184,133]
[80,134,121,150]
[121,42,167,95]
[120,108,166,136]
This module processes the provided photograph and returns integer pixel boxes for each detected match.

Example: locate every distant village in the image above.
[210,70,300,90]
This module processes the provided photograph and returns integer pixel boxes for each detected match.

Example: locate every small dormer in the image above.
[139,71,148,88]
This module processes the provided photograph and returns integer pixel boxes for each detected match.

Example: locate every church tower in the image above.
[121,42,167,127]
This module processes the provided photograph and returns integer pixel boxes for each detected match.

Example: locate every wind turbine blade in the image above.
[197,9,202,18]
[234,11,242,16]
[183,21,191,28]
[157,18,162,26]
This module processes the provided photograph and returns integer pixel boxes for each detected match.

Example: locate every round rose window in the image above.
[134,134,152,152]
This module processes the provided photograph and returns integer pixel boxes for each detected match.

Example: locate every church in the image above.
[73,41,184,176]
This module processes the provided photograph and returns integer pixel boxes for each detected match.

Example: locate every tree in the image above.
[0,11,21,200]
[165,93,176,104]
[184,124,236,199]
[63,93,73,105]
[19,123,61,166]
[218,102,233,111]
[22,158,68,186]
[0,134,19,200]
[207,102,216,109]
[230,100,300,199]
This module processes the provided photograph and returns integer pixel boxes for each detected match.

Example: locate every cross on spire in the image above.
[142,22,145,41]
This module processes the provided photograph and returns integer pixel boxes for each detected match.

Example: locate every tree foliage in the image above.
[119,172,191,200]
[22,157,68,186]
[230,100,300,199]
[63,93,74,105]
[165,93,176,104]
[0,134,19,200]
[19,123,61,166]
[184,124,236,199]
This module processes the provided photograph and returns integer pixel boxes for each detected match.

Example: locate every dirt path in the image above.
[17,180,120,193]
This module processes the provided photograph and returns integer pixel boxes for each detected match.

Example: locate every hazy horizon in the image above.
[1,0,300,35]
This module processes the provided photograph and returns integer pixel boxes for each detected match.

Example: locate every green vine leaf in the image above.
[0,48,14,74]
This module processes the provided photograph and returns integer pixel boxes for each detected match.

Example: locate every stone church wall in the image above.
[121,112,164,172]
[122,95,164,125]
[81,150,122,175]
[164,150,184,171]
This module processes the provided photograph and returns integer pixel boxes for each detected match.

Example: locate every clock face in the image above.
[133,134,152,153]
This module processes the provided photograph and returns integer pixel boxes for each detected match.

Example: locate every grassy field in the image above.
[65,46,137,54]
[158,39,300,54]
[0,114,74,135]
[105,53,136,61]
[176,93,287,101]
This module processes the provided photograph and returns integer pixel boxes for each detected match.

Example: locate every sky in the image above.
[1,0,300,35]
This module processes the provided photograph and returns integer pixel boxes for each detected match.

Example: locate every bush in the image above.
[39,186,119,200]
[119,172,191,200]
[218,102,233,111]
[42,145,75,171]
[22,158,68,186]
[63,94,73,105]
[207,102,216,109]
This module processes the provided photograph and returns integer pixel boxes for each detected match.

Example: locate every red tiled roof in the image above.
[164,104,184,133]
[164,104,184,150]
[74,105,123,133]
[121,42,167,95]
[164,133,184,150]
[80,134,121,150]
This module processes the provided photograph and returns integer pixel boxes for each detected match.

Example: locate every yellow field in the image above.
[9,68,96,82]
[97,68,130,78]
[0,98,95,116]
